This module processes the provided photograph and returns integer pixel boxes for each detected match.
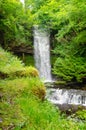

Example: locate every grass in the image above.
[0,78,80,130]
[0,47,86,130]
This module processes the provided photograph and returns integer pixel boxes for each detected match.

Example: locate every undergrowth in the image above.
[0,47,86,130]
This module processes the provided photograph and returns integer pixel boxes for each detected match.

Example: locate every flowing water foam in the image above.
[46,88,86,106]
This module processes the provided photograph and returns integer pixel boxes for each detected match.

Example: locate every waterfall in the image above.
[33,26,52,82]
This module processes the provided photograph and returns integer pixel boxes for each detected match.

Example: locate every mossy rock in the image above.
[18,66,39,77]
[55,80,66,85]
[0,66,39,79]
[10,66,39,78]
[32,86,46,100]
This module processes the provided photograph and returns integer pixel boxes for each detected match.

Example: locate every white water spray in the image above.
[46,88,86,106]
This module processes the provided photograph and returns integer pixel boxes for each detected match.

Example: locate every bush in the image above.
[0,47,24,75]
[76,109,86,120]
[53,56,86,82]
[0,47,39,79]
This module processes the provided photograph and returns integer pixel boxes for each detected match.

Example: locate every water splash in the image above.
[46,88,86,106]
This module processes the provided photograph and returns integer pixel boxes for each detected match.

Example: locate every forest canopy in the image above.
[0,0,33,48]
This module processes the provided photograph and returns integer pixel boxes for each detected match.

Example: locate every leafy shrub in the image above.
[0,47,24,75]
[76,109,86,120]
[53,56,86,82]
[0,0,32,48]
[0,47,39,79]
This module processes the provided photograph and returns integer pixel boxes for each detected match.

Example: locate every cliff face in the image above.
[9,44,33,54]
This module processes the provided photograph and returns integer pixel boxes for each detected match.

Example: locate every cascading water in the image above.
[33,26,52,82]
[33,26,86,109]
[46,88,86,106]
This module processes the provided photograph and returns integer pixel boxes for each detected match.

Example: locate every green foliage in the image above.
[0,78,80,130]
[23,0,86,82]
[76,109,86,120]
[16,98,79,130]
[0,77,46,129]
[21,55,35,66]
[0,0,32,48]
[16,66,39,77]
[0,48,86,130]
[0,47,24,74]
[0,46,24,79]
[0,0,86,83]
[0,0,86,129]
[25,0,86,82]
[53,56,86,82]
[0,47,46,129]
[50,0,86,82]
[0,47,39,78]
[25,0,59,28]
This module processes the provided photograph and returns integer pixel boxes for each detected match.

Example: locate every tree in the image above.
[0,0,32,48]
[51,0,86,82]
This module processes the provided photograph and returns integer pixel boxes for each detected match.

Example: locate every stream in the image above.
[46,87,86,112]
